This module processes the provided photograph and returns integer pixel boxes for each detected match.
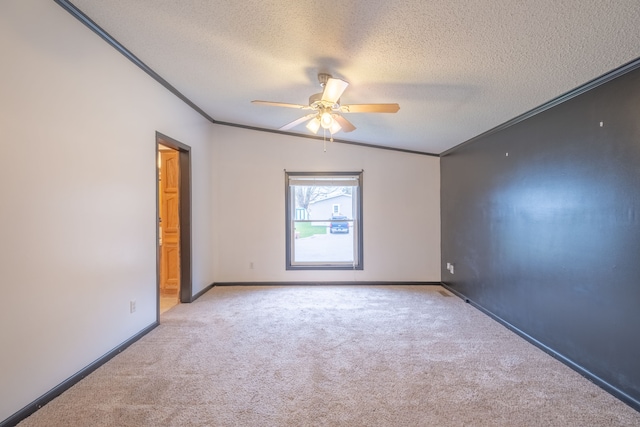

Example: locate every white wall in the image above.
[211,126,441,283]
[0,0,215,421]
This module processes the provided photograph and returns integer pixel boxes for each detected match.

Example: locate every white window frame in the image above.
[285,171,363,270]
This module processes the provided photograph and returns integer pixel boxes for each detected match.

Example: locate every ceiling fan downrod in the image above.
[317,72,332,88]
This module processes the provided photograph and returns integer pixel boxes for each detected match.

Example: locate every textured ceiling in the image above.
[68,0,640,154]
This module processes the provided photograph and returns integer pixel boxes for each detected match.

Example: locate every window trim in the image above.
[285,171,363,271]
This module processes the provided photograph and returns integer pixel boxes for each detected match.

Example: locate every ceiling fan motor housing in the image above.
[309,92,340,110]
[309,92,323,106]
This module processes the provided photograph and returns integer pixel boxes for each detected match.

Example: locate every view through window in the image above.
[285,172,363,270]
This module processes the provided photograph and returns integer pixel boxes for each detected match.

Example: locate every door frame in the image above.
[156,132,192,317]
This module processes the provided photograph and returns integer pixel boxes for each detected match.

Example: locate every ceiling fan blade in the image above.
[252,100,310,109]
[321,78,349,104]
[333,115,356,133]
[279,113,317,131]
[340,103,400,113]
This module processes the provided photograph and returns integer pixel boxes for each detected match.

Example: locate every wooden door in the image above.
[160,150,180,295]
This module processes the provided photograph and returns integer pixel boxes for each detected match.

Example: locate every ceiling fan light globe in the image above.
[320,112,333,129]
[329,118,342,134]
[306,117,321,134]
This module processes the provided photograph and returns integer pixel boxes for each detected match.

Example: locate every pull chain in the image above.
[322,128,334,152]
[323,129,327,152]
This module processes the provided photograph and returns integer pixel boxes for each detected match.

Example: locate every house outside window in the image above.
[285,171,363,270]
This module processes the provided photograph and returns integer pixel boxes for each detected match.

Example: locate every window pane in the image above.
[286,172,363,270]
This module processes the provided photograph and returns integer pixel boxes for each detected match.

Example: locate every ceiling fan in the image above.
[251,73,400,135]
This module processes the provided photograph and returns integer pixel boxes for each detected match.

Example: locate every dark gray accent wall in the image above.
[441,64,640,409]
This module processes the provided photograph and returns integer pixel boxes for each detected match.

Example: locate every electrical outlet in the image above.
[130,300,136,313]
[250,262,254,269]
[450,265,455,274]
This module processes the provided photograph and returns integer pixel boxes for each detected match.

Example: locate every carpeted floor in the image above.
[17,285,640,426]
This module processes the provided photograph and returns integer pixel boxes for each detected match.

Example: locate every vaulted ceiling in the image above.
[67,0,640,154]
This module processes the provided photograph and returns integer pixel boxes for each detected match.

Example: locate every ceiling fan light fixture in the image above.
[306,117,321,134]
[320,111,333,129]
[329,117,342,134]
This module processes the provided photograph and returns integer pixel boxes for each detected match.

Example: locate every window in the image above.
[285,171,363,270]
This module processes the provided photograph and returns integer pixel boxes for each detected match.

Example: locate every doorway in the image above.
[156,132,192,317]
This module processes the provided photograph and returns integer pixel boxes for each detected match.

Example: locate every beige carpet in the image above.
[18,285,640,426]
